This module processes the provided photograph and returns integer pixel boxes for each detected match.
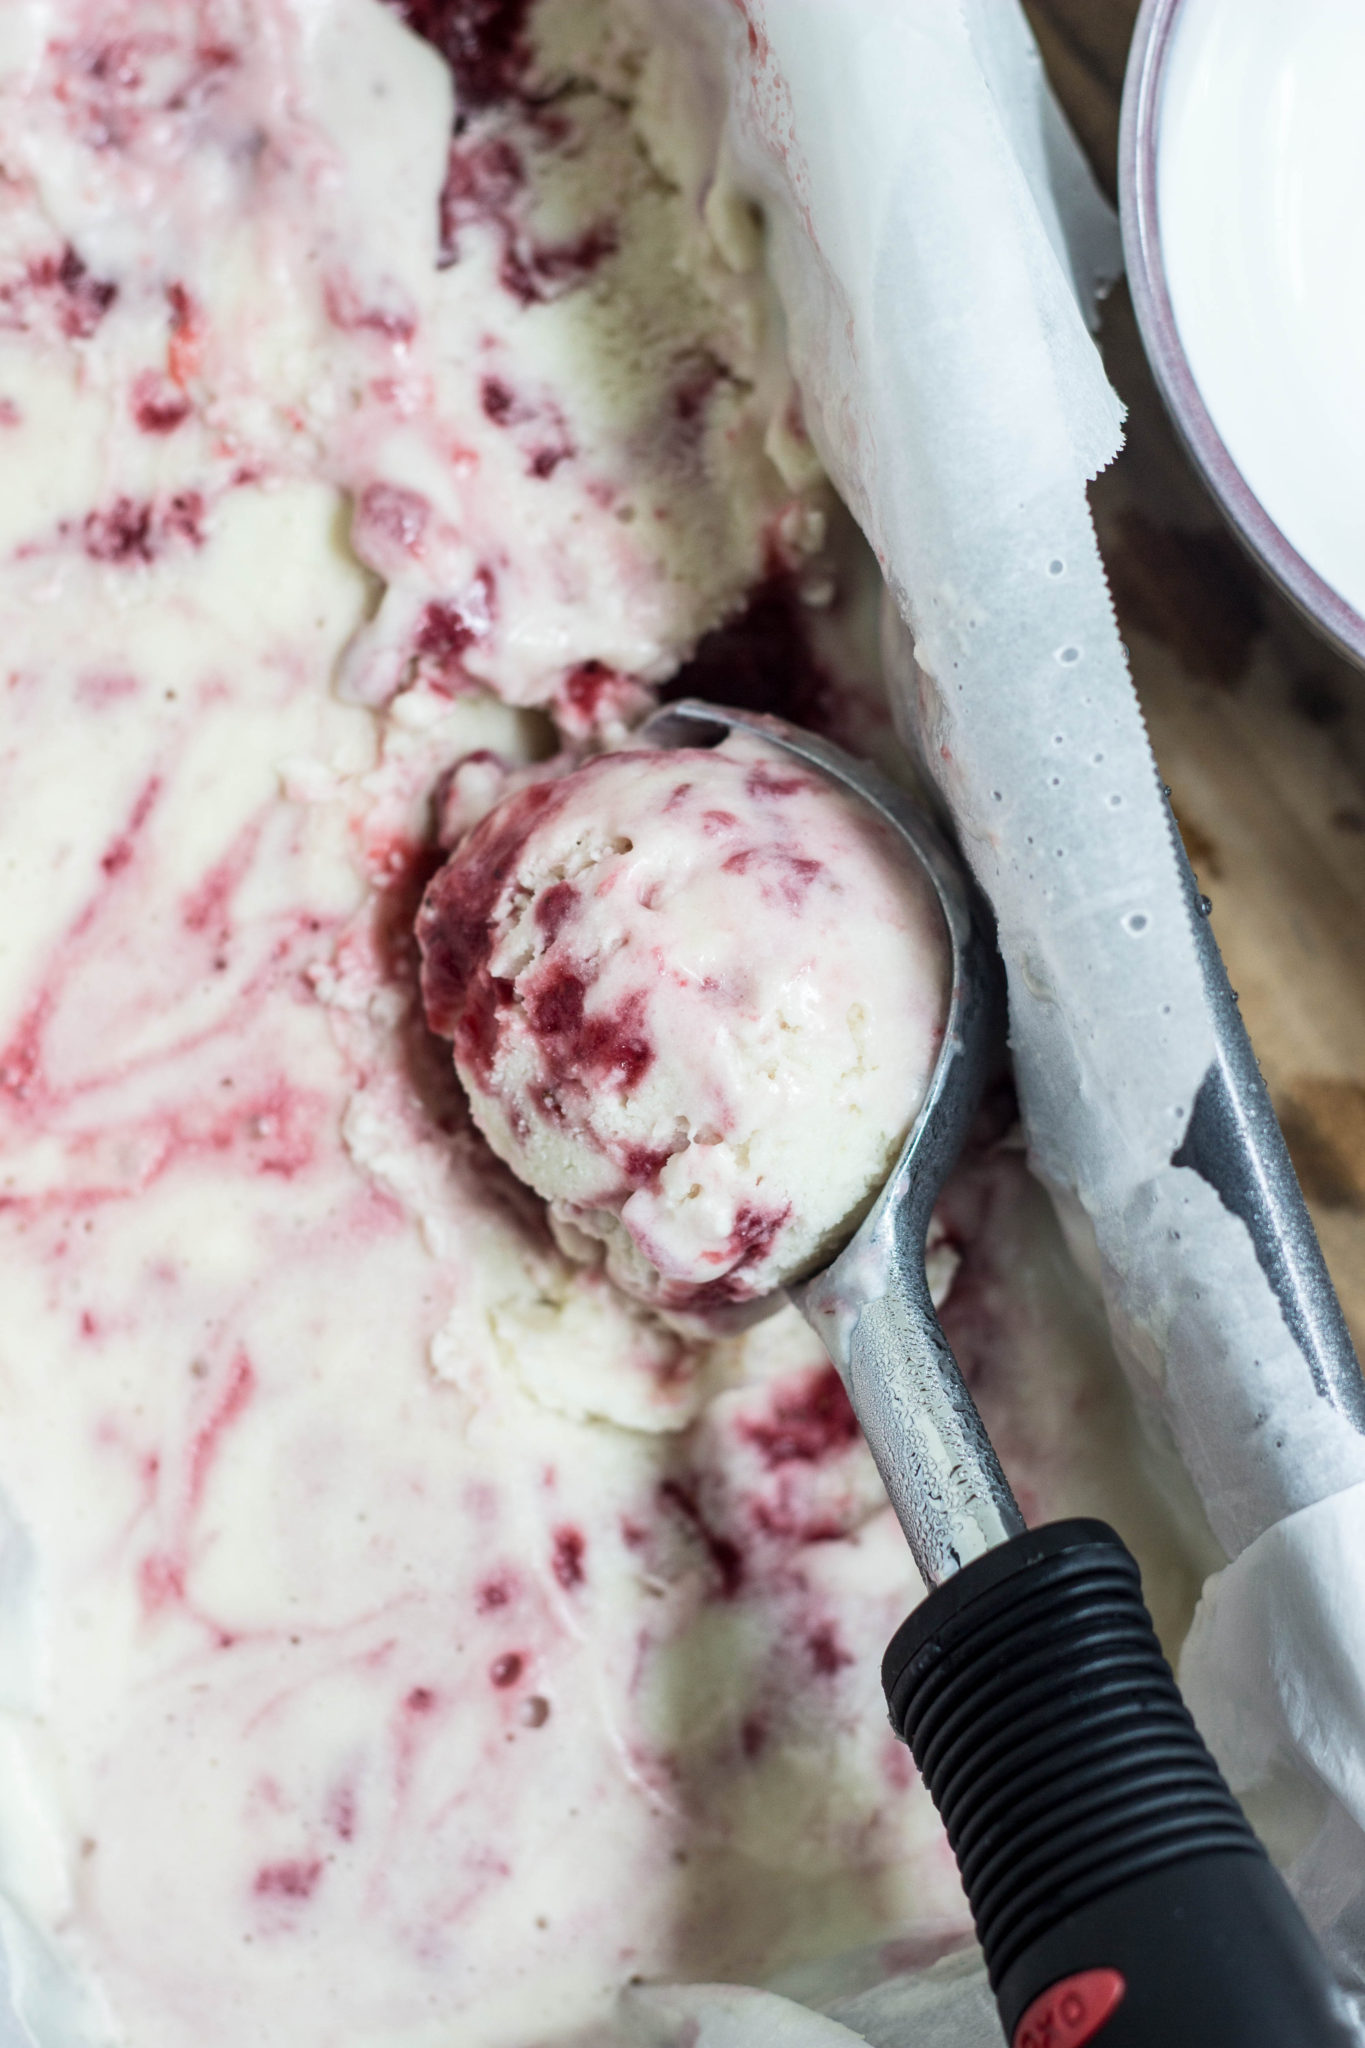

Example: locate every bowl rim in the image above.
[1118,0,1365,670]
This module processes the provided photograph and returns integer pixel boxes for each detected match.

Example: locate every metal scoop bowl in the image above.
[640,696,1352,2048]
[641,694,1020,1589]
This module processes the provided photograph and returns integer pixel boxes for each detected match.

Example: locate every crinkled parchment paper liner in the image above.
[626,1,1365,2042]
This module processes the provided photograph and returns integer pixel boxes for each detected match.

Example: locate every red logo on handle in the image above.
[1012,1968,1126,2048]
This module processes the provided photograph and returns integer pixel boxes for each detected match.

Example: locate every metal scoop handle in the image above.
[642,701,1355,2048]
[885,1517,1354,2047]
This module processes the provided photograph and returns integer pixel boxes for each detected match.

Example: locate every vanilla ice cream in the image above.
[0,2,1201,2043]
[418,732,949,1318]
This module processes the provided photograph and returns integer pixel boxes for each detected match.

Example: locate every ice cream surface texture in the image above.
[419,734,950,1317]
[0,1,1203,2044]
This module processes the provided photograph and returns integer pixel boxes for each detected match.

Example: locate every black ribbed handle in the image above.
[883,1520,1352,2046]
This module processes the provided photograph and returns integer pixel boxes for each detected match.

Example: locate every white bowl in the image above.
[1120,0,1365,667]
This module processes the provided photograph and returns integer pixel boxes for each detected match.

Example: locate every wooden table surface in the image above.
[1023,1,1365,1345]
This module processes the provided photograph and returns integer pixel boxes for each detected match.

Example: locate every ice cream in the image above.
[0,2,1203,2044]
[418,732,950,1318]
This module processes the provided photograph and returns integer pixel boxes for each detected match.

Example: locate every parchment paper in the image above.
[626,1,1365,2041]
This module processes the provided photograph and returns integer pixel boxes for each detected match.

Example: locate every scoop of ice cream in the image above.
[417,731,949,1317]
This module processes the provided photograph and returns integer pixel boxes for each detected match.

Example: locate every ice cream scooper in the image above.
[643,698,1356,2048]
